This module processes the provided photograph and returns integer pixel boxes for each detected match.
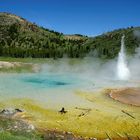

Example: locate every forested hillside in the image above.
[85,27,140,58]
[0,12,140,59]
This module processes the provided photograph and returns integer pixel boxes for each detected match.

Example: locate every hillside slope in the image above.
[0,12,140,58]
[84,27,140,58]
[0,12,87,58]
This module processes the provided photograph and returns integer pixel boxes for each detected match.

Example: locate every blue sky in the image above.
[0,0,140,36]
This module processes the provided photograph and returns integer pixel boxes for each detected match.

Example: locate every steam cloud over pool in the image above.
[0,56,139,108]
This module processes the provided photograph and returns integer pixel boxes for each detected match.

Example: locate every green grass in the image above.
[0,117,42,140]
[0,63,34,73]
[0,132,42,140]
[0,57,49,63]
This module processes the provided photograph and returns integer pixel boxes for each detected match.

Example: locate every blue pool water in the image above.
[21,74,75,88]
[0,72,91,108]
[0,61,138,108]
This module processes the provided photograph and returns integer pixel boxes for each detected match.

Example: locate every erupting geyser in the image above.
[117,35,130,80]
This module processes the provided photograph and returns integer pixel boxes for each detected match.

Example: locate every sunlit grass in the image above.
[0,131,42,140]
[0,57,53,63]
[0,64,33,73]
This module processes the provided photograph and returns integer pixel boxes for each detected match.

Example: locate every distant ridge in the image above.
[0,12,140,58]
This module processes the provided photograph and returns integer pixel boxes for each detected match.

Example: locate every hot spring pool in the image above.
[0,67,139,107]
[0,72,94,108]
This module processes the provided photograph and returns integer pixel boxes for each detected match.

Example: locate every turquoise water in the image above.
[0,59,139,108]
[0,72,93,108]
[22,74,77,88]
